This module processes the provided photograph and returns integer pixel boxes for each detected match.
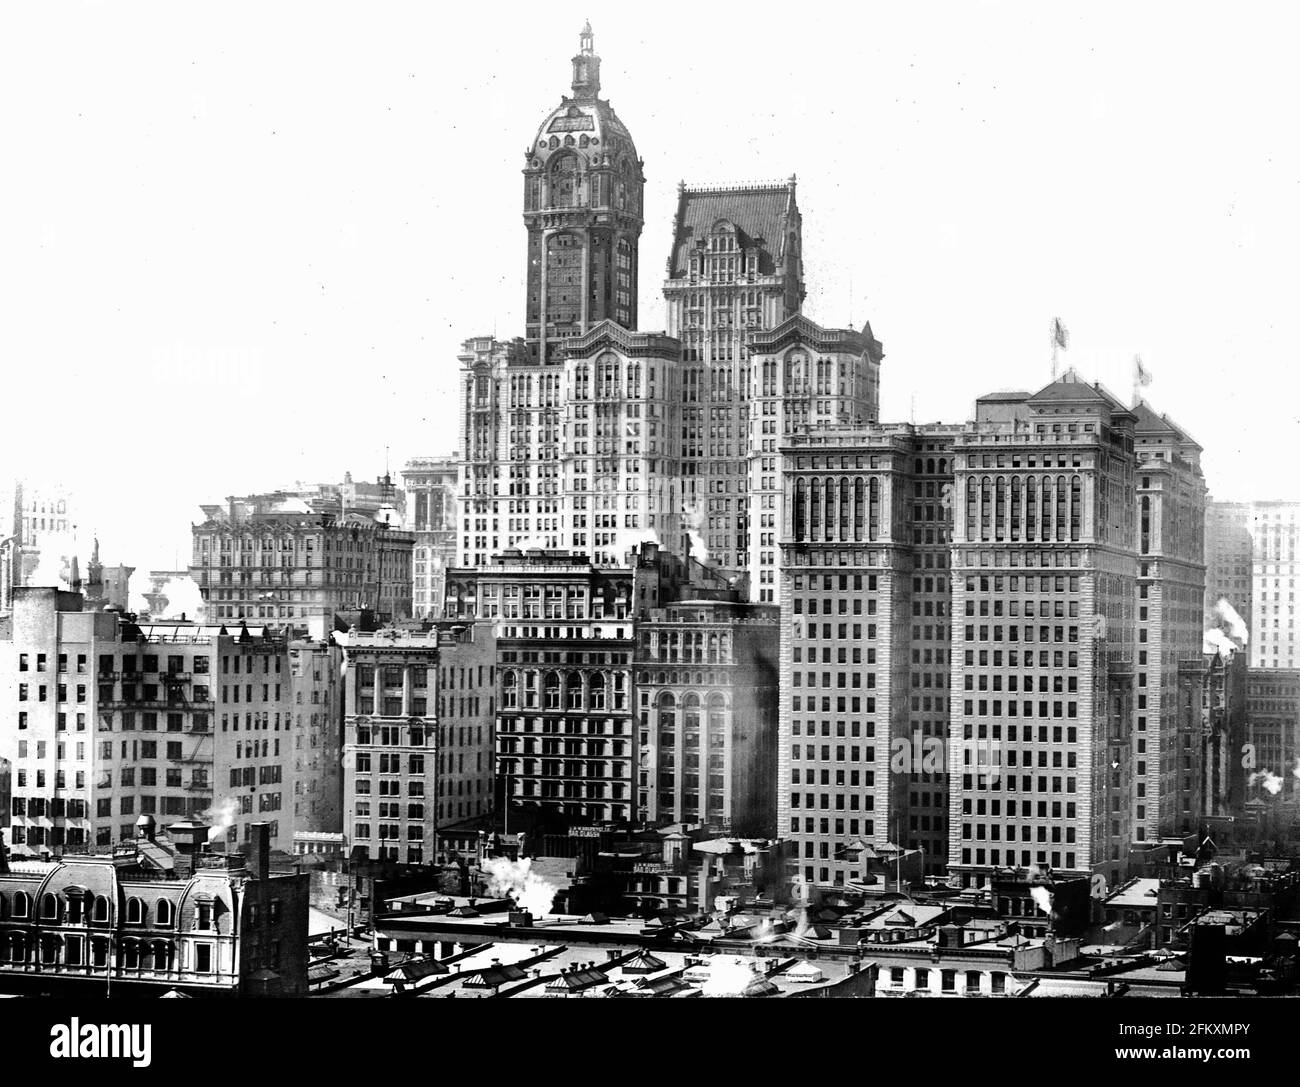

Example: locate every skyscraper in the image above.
[524,23,644,364]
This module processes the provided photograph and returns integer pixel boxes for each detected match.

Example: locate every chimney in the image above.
[135,813,157,843]
[167,820,209,878]
[509,909,533,928]
[249,822,271,881]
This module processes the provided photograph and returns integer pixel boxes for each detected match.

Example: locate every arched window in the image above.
[589,673,607,710]
[794,478,807,542]
[41,893,60,922]
[6,932,26,963]
[1026,477,1037,539]
[92,896,110,924]
[566,673,584,710]
[706,693,728,745]
[683,693,702,739]
[853,478,865,540]
[544,672,561,710]
[1070,475,1082,541]
[126,897,146,926]
[12,891,30,920]
[155,900,174,928]
[153,942,174,971]
[549,152,579,207]
[502,671,518,709]
[657,691,677,728]
[868,477,880,540]
[64,889,86,925]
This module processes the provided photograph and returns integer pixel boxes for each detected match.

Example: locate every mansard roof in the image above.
[667,180,798,278]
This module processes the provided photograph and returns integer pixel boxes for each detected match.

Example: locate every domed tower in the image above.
[523,24,645,364]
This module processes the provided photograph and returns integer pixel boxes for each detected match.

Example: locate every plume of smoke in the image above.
[127,569,153,614]
[681,503,709,565]
[1293,758,1300,782]
[700,957,756,997]
[201,797,240,843]
[1250,770,1283,796]
[508,536,552,553]
[26,529,81,588]
[1203,629,1237,659]
[1029,885,1054,916]
[1214,598,1249,646]
[612,527,660,557]
[482,856,558,917]
[159,576,204,620]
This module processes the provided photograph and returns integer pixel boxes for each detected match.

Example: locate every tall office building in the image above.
[1248,502,1300,670]
[746,317,883,602]
[1203,500,1300,670]
[455,27,885,589]
[1,589,305,857]
[341,623,495,866]
[777,371,1207,893]
[947,374,1140,891]
[1204,500,1252,631]
[1130,402,1207,840]
[524,22,644,364]
[634,596,780,836]
[190,497,413,629]
[661,180,805,575]
[401,455,460,619]
[444,544,707,825]
[777,422,957,885]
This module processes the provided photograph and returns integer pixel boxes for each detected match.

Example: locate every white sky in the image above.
[3,1,1298,572]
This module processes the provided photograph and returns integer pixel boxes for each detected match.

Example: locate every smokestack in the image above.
[250,822,271,881]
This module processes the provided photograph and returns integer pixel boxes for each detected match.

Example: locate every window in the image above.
[195,944,213,972]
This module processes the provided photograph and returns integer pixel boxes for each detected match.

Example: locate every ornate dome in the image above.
[525,24,641,179]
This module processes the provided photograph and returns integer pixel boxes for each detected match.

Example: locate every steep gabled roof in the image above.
[667,180,797,278]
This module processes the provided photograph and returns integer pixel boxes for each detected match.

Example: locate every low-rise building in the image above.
[0,819,308,996]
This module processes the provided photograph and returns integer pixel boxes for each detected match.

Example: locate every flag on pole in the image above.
[1052,318,1069,352]
[1134,356,1152,387]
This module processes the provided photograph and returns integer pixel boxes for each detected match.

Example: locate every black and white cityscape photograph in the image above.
[2,0,1299,1066]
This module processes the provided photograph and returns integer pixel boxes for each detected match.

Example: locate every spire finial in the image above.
[571,24,600,98]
